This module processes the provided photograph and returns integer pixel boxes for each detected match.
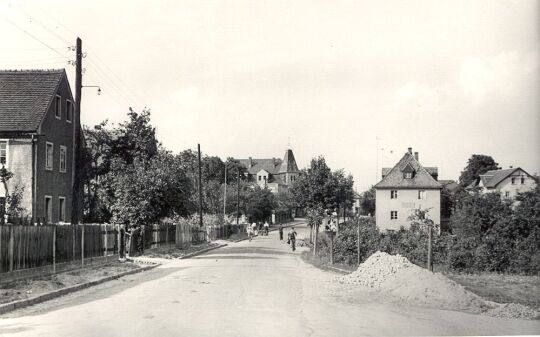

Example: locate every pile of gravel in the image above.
[337,251,538,320]
[339,251,414,288]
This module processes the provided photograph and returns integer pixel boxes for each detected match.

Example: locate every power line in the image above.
[13,5,72,45]
[1,15,70,60]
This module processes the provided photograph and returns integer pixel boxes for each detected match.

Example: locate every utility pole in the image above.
[236,168,240,225]
[427,223,433,272]
[197,144,203,227]
[72,37,82,224]
[223,164,227,221]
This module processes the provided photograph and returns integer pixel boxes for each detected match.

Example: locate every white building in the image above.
[374,148,441,232]
[466,167,536,199]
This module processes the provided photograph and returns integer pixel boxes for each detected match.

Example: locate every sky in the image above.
[1,0,539,191]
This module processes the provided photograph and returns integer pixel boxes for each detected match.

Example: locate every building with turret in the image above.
[238,149,299,194]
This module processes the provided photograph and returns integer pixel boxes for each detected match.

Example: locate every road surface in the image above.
[0,222,538,336]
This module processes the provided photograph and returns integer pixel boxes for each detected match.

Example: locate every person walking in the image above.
[289,227,297,251]
[278,224,283,241]
[263,221,269,236]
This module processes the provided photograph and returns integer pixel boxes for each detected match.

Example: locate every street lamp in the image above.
[82,85,101,95]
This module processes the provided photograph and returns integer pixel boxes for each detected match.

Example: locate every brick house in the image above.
[238,149,300,194]
[0,69,81,224]
[466,167,536,199]
[374,147,442,232]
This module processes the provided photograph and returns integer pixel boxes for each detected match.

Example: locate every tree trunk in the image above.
[313,223,319,257]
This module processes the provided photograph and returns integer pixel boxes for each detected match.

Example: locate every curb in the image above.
[0,263,159,316]
[179,243,227,259]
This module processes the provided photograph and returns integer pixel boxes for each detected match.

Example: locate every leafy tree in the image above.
[459,154,499,187]
[111,108,158,165]
[358,187,376,216]
[245,186,276,222]
[109,151,192,225]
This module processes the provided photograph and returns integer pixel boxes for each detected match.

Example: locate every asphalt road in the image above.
[0,221,539,336]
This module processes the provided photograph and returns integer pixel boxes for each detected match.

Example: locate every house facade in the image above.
[0,69,80,224]
[374,148,441,232]
[238,149,300,194]
[466,167,536,199]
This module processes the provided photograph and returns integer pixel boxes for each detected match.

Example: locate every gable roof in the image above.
[238,158,282,175]
[238,149,300,175]
[0,69,68,133]
[480,168,532,188]
[374,151,442,189]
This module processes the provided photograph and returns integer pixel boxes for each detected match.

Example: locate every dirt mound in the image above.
[338,251,538,319]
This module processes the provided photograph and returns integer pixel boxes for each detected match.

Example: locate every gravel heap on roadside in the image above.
[339,251,414,287]
[337,251,538,320]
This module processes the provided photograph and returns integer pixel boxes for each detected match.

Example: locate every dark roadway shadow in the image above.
[204,247,294,256]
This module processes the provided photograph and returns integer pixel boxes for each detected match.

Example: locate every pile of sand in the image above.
[338,251,538,319]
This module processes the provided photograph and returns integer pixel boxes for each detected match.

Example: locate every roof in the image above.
[439,180,459,192]
[278,149,299,173]
[0,69,67,132]
[374,151,442,189]
[480,168,532,188]
[238,149,299,175]
[238,158,282,175]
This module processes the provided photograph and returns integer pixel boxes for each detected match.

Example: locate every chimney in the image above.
[407,147,412,154]
[248,157,253,168]
[414,152,419,162]
[273,157,276,166]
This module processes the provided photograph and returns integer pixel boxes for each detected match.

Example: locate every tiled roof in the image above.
[238,149,299,175]
[0,69,66,132]
[374,151,442,189]
[480,168,531,188]
[439,180,459,192]
[238,158,282,175]
[278,149,299,173]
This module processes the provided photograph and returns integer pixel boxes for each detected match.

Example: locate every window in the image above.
[59,197,66,222]
[59,145,67,173]
[511,177,516,185]
[505,191,510,198]
[55,95,61,119]
[258,176,262,181]
[405,172,413,179]
[46,142,54,170]
[66,100,72,123]
[390,211,398,220]
[0,140,7,166]
[418,190,426,200]
[390,190,398,199]
[45,196,52,223]
[521,177,525,184]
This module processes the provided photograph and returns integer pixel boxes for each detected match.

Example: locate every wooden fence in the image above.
[0,222,208,275]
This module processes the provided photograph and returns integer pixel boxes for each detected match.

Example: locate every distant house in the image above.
[466,167,536,199]
[238,149,300,194]
[374,147,442,232]
[0,69,81,224]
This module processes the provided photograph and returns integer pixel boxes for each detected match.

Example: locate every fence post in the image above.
[165,224,169,244]
[81,224,85,266]
[8,225,14,272]
[52,225,56,273]
[357,220,361,265]
[116,224,120,256]
[427,224,433,272]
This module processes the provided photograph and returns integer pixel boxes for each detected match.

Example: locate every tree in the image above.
[109,151,193,225]
[245,186,276,222]
[459,154,499,187]
[359,187,376,216]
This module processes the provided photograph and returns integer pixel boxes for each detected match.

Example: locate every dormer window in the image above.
[402,163,415,179]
